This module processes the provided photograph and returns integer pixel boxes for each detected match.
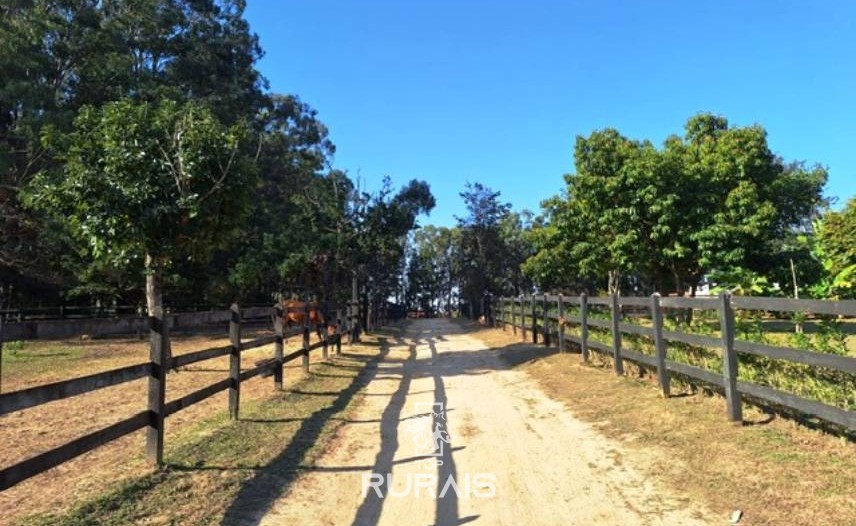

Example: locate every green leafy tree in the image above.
[661,115,827,293]
[525,130,660,294]
[27,98,255,334]
[356,178,436,318]
[1,0,264,306]
[812,199,856,298]
[525,114,828,297]
[456,182,516,315]
[405,225,460,315]
[226,95,342,301]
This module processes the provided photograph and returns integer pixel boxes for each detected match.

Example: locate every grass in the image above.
[475,323,856,526]
[1,341,85,366]
[497,306,856,411]
[11,334,387,526]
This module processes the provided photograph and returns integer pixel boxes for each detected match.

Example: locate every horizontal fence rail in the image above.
[0,362,151,415]
[0,304,275,323]
[1,306,274,343]
[495,293,856,432]
[0,411,151,490]
[0,302,351,492]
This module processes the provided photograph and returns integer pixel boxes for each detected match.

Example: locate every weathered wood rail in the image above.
[0,303,274,323]
[0,303,349,491]
[496,293,856,431]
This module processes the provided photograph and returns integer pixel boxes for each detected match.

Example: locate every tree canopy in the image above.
[1,1,433,316]
[524,113,829,297]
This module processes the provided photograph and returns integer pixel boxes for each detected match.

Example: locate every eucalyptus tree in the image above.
[455,182,514,314]
[405,225,460,314]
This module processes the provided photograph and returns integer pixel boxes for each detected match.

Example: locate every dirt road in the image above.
[259,319,715,526]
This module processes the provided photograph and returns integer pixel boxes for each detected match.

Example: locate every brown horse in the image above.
[280,299,328,339]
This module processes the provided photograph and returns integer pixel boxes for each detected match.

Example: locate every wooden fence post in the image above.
[350,275,359,344]
[580,292,589,363]
[0,317,5,394]
[146,305,169,465]
[557,294,565,352]
[542,295,550,347]
[496,298,501,328]
[346,300,353,345]
[322,317,329,360]
[650,293,669,397]
[229,303,241,420]
[335,309,343,355]
[718,292,742,422]
[274,303,284,391]
[530,294,537,344]
[610,294,624,375]
[520,295,526,341]
[511,297,517,336]
[302,304,310,373]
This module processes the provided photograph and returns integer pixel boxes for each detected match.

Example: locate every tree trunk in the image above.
[685,283,697,325]
[790,258,803,334]
[608,270,621,296]
[145,254,171,361]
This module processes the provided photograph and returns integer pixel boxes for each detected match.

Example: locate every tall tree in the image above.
[405,225,460,315]
[1,0,265,306]
[456,182,513,315]
[27,98,255,341]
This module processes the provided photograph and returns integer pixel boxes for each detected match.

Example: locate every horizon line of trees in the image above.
[404,114,854,316]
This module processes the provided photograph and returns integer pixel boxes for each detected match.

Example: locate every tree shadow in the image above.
[214,323,558,525]
[218,337,400,525]
[348,343,417,525]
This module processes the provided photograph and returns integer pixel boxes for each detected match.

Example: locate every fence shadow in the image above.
[218,336,400,525]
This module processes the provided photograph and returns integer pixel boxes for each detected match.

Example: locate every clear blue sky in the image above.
[245,0,855,227]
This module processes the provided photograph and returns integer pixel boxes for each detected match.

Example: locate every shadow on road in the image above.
[218,337,400,525]
[215,321,557,526]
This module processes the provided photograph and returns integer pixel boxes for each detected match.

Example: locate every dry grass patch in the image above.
[472,324,856,526]
[0,327,351,526]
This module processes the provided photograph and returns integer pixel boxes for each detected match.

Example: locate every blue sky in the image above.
[245,1,855,227]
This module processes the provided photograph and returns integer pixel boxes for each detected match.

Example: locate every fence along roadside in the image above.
[0,303,349,491]
[496,293,856,432]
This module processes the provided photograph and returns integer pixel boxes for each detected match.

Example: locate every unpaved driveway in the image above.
[260,319,714,526]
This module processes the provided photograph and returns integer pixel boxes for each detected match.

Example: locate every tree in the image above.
[524,114,828,297]
[226,94,342,302]
[27,98,255,343]
[456,182,514,315]
[524,130,658,294]
[355,178,435,324]
[405,226,460,315]
[1,0,265,306]
[813,198,856,298]
[660,114,827,294]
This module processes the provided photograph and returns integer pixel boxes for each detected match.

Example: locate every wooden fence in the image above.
[0,303,274,323]
[495,293,856,431]
[0,302,350,491]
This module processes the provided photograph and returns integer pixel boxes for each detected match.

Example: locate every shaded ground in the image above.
[0,325,326,525]
[7,319,852,525]
[257,319,715,526]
